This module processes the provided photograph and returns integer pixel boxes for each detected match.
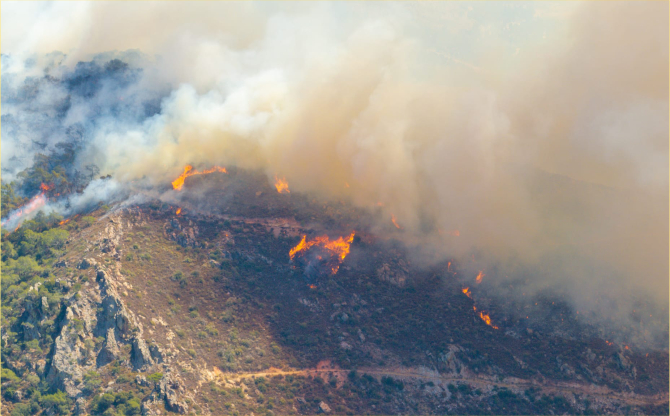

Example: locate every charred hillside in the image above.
[1,171,668,416]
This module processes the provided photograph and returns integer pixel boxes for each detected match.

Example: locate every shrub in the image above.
[147,372,163,383]
[41,390,71,415]
[81,216,96,227]
[83,370,102,394]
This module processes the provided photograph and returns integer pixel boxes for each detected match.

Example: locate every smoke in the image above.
[2,2,667,341]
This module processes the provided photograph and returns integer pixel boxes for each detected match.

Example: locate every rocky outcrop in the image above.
[41,212,195,415]
[319,401,332,413]
[142,371,189,414]
[45,303,91,397]
[131,338,154,370]
[438,345,464,373]
[78,257,98,269]
[149,343,165,364]
[166,218,199,248]
[19,295,49,341]
[94,269,134,338]
[376,263,407,287]
[97,328,120,367]
[54,259,69,268]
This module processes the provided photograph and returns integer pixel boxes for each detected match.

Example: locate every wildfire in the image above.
[289,231,355,274]
[176,208,182,215]
[59,218,70,226]
[462,287,472,299]
[274,176,290,194]
[391,214,402,229]
[309,284,317,289]
[1,193,48,231]
[450,230,460,236]
[475,271,485,284]
[39,183,53,192]
[172,165,227,190]
[477,309,499,329]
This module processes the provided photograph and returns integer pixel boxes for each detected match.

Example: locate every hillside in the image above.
[1,170,668,416]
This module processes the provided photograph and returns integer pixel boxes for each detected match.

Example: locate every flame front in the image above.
[475,271,485,284]
[176,208,182,215]
[172,165,227,190]
[289,231,355,274]
[274,176,290,194]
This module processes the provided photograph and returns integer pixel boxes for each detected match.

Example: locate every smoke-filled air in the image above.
[2,1,668,347]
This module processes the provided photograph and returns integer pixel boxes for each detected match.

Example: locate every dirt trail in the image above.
[214,362,668,407]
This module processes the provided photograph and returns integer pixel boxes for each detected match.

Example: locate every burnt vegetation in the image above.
[2,167,667,416]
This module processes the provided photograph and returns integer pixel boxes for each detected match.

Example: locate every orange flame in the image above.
[176,208,182,215]
[391,214,402,229]
[344,182,350,188]
[309,284,317,289]
[477,310,498,329]
[475,271,485,284]
[39,183,53,192]
[462,287,472,299]
[59,218,70,226]
[274,175,290,194]
[289,232,355,274]
[449,230,460,236]
[172,165,227,190]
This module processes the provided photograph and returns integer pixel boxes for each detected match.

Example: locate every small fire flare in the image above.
[274,176,290,194]
[176,208,182,215]
[477,309,498,329]
[462,287,472,299]
[391,214,402,229]
[475,271,485,284]
[172,165,227,191]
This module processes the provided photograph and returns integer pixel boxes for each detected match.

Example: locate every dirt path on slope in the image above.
[211,360,668,407]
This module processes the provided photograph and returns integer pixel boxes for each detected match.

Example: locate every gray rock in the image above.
[74,397,88,415]
[136,375,151,387]
[156,372,189,414]
[319,401,331,413]
[141,392,164,415]
[45,307,86,397]
[131,338,154,370]
[54,259,69,268]
[97,328,120,367]
[78,258,98,269]
[149,343,164,364]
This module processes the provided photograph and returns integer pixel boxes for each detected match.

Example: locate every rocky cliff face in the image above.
[41,213,191,414]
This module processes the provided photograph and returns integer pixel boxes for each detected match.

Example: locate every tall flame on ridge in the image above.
[172,165,227,190]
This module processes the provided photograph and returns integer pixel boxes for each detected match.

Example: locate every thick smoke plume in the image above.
[2,2,668,343]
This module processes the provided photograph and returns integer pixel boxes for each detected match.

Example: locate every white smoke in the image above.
[2,1,667,341]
